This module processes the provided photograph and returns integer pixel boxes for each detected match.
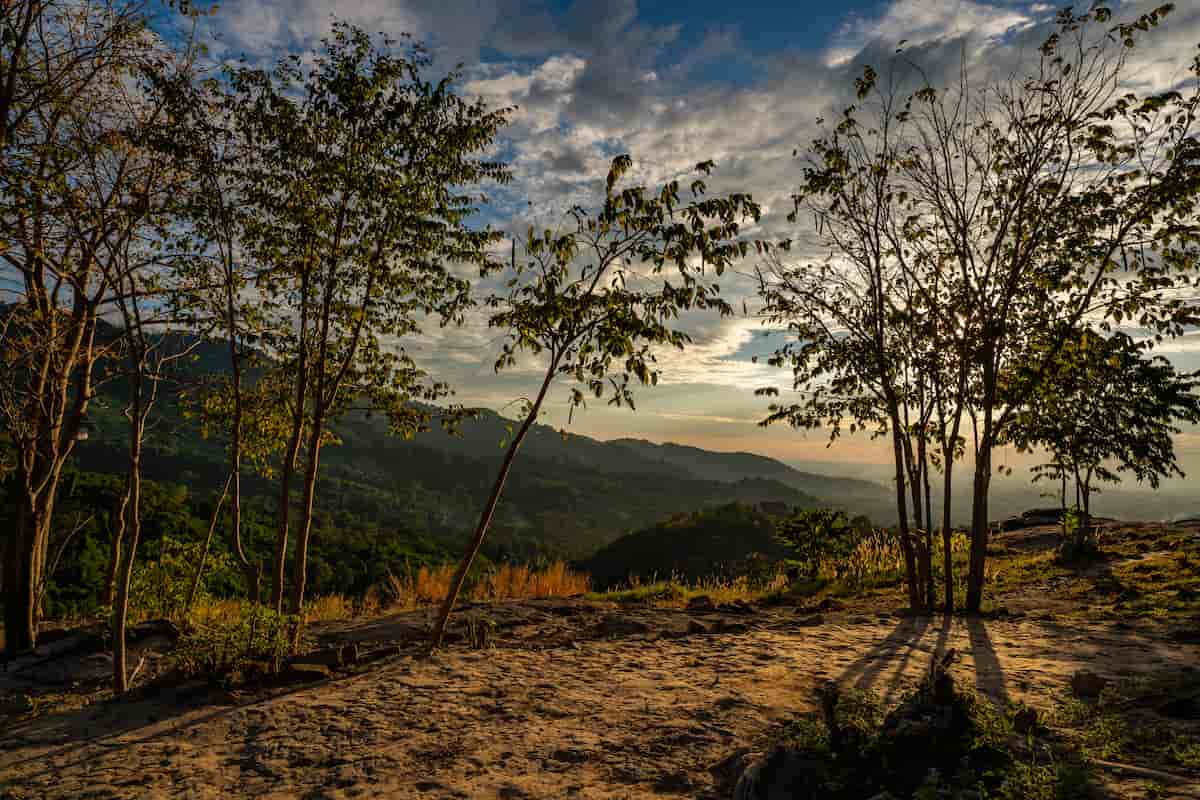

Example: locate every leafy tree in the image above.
[775,508,858,581]
[429,155,761,648]
[760,3,1200,613]
[1008,329,1200,548]
[0,0,192,653]
[225,24,511,619]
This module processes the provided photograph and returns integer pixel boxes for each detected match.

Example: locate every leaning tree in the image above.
[429,155,761,649]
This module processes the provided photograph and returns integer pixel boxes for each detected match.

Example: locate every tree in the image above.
[760,3,1200,614]
[227,24,511,621]
[0,0,188,653]
[754,66,930,610]
[1008,329,1200,549]
[774,508,857,580]
[429,155,761,649]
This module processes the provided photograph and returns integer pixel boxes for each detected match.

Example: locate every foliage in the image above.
[130,533,236,623]
[1009,330,1200,518]
[752,675,1095,800]
[775,509,861,580]
[173,601,299,678]
[583,503,797,590]
[757,2,1200,613]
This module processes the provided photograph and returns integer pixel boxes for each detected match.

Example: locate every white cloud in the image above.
[824,0,1039,67]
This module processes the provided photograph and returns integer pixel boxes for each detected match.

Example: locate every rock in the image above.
[31,629,105,660]
[709,747,755,786]
[276,662,331,685]
[597,615,652,637]
[652,771,693,792]
[288,643,359,669]
[719,599,757,615]
[358,645,401,664]
[796,614,824,627]
[688,619,710,635]
[1070,670,1108,698]
[733,745,827,800]
[1157,695,1200,720]
[719,622,750,635]
[1012,705,1041,734]
[128,618,180,643]
[849,615,873,625]
[687,595,717,613]
[18,650,113,685]
[548,748,590,764]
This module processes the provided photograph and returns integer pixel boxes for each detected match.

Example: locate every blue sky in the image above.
[178,0,1200,479]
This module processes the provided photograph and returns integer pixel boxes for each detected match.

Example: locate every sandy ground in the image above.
[2,606,1198,799]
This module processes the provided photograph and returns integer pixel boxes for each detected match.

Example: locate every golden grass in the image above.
[470,561,590,601]
[384,560,589,609]
[304,594,354,622]
[386,564,459,609]
[592,570,789,607]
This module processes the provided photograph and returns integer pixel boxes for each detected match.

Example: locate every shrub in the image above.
[172,602,299,679]
[776,509,860,580]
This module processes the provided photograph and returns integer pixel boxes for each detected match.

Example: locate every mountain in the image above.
[582,502,793,589]
[609,438,894,516]
[17,330,894,587]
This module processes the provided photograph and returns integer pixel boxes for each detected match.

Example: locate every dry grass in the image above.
[386,564,459,609]
[304,594,354,622]
[384,560,589,609]
[470,561,590,601]
[592,570,789,607]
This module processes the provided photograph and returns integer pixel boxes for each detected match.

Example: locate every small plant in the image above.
[464,615,496,649]
[775,509,860,581]
[172,602,300,680]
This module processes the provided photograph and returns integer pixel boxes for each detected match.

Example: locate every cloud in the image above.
[823,0,1041,67]
[178,0,1200,463]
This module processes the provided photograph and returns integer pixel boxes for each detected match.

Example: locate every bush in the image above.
[775,509,860,580]
[172,602,299,679]
[736,662,1094,800]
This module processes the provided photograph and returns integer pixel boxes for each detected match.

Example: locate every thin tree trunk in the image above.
[941,447,955,614]
[965,441,991,613]
[888,418,920,611]
[103,491,129,607]
[185,474,232,615]
[271,419,303,612]
[113,375,146,694]
[430,366,557,651]
[920,435,935,609]
[3,496,37,654]
[287,417,325,622]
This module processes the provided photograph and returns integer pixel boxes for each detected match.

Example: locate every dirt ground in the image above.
[3,600,1198,800]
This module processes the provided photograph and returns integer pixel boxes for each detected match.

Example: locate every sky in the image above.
[178,1,1200,480]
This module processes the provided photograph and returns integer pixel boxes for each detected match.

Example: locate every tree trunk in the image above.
[270,419,303,612]
[430,367,556,651]
[112,447,142,693]
[3,497,37,654]
[941,447,955,614]
[113,366,147,695]
[888,421,920,611]
[103,491,129,607]
[920,436,935,609]
[965,444,991,613]
[186,474,231,615]
[287,417,325,623]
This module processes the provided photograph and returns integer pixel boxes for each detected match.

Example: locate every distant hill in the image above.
[609,439,893,516]
[36,328,895,569]
[582,502,792,589]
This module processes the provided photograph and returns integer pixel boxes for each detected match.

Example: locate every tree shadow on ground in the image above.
[836,616,932,703]
[0,678,328,774]
[964,616,1009,707]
